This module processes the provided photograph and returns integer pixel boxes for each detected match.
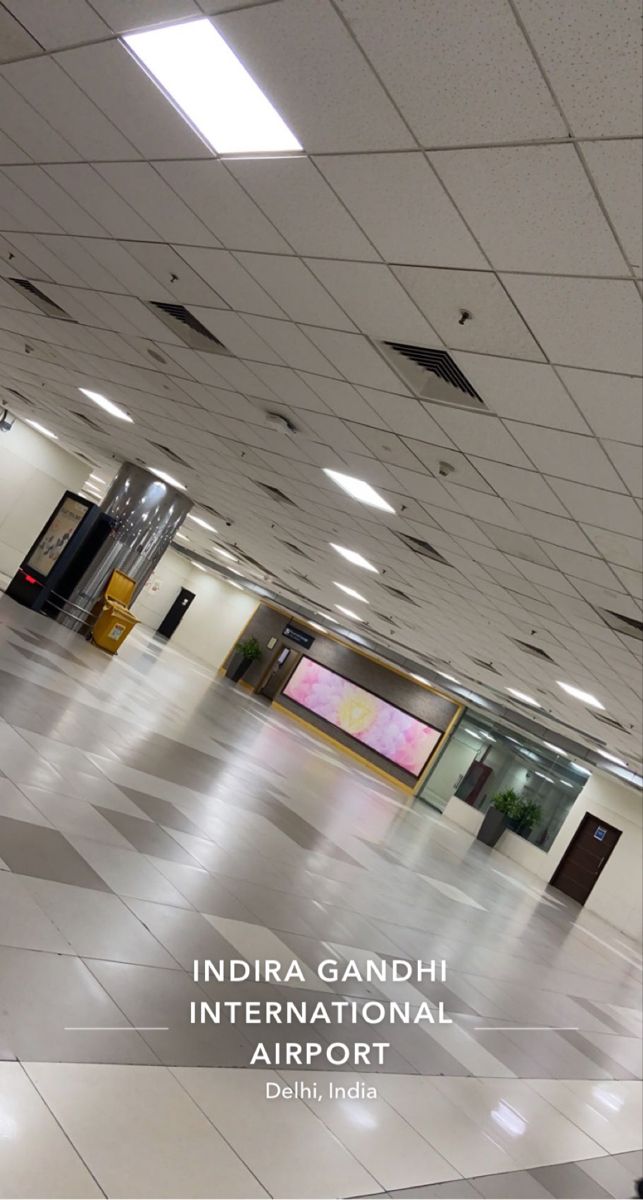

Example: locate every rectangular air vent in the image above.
[149,442,191,468]
[72,410,104,431]
[256,482,297,505]
[471,657,502,675]
[378,342,484,409]
[592,712,631,733]
[395,531,451,565]
[595,606,643,641]
[145,302,231,354]
[8,278,75,321]
[381,584,420,607]
[511,639,556,662]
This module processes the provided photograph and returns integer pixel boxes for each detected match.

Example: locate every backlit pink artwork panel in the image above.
[283,657,441,776]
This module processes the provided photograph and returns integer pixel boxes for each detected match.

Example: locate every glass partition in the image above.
[417,713,589,851]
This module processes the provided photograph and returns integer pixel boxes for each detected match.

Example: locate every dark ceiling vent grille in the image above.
[378,342,484,409]
[592,712,631,733]
[395,531,450,565]
[72,410,104,431]
[149,442,191,468]
[511,639,556,662]
[471,657,502,675]
[279,540,313,559]
[146,301,231,354]
[8,278,75,321]
[4,387,34,406]
[381,584,420,607]
[595,606,643,641]
[256,482,297,506]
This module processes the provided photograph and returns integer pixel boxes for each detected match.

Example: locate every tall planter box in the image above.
[477,806,507,847]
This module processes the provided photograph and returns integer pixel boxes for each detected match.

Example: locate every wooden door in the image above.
[550,812,621,905]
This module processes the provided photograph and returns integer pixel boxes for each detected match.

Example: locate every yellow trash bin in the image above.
[91,569,139,654]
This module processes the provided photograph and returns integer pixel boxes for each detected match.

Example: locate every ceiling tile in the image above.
[2,0,110,49]
[2,57,138,159]
[471,460,567,514]
[612,564,643,599]
[477,524,554,567]
[508,503,598,554]
[228,157,377,259]
[548,479,643,537]
[297,376,385,426]
[429,408,531,468]
[515,0,642,137]
[507,423,629,491]
[582,139,643,274]
[450,354,590,433]
[0,6,41,61]
[175,248,282,318]
[2,165,108,237]
[542,544,622,589]
[124,243,225,306]
[403,441,494,492]
[0,169,63,233]
[431,143,626,274]
[338,0,565,145]
[189,309,282,364]
[394,267,545,360]
[442,485,523,530]
[602,439,643,497]
[57,41,212,159]
[316,152,486,268]
[96,163,219,246]
[245,363,327,411]
[214,0,414,152]
[44,164,159,240]
[502,275,643,374]
[555,369,642,446]
[386,466,462,511]
[307,260,440,344]
[88,0,200,32]
[356,390,452,441]
[242,316,336,374]
[237,254,355,329]
[351,426,424,471]
[156,161,290,254]
[303,329,407,391]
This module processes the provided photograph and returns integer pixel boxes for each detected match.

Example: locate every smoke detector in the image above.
[265,411,297,434]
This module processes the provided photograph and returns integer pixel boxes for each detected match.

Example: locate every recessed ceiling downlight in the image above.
[123,19,302,154]
[330,544,378,573]
[334,582,369,602]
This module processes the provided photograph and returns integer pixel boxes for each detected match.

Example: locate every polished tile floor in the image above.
[0,596,641,1199]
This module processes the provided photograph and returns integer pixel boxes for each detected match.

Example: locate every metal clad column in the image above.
[58,462,192,630]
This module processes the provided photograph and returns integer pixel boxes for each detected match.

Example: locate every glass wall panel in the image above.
[417,713,589,850]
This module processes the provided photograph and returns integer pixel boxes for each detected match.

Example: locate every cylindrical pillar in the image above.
[57,462,192,630]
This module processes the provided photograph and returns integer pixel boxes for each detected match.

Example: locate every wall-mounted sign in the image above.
[283,623,315,649]
[267,637,277,650]
[594,826,607,841]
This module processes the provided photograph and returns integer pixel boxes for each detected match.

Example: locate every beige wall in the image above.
[0,419,87,582]
[132,548,258,670]
[445,772,642,940]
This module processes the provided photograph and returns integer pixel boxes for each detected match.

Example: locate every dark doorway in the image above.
[156,588,195,640]
[550,812,621,905]
[258,645,300,700]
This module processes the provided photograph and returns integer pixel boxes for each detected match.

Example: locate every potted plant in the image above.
[231,636,262,682]
[508,798,542,839]
[476,788,520,847]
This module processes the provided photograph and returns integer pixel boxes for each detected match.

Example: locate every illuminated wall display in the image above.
[283,657,441,776]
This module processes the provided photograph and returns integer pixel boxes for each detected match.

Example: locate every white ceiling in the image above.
[0,0,641,771]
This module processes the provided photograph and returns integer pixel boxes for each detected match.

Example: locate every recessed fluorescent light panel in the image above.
[596,749,626,766]
[79,388,133,422]
[335,605,363,621]
[557,680,605,710]
[123,19,302,154]
[187,514,217,531]
[506,687,541,708]
[334,582,368,602]
[323,468,395,513]
[150,468,186,489]
[330,544,378,573]
[25,420,57,439]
